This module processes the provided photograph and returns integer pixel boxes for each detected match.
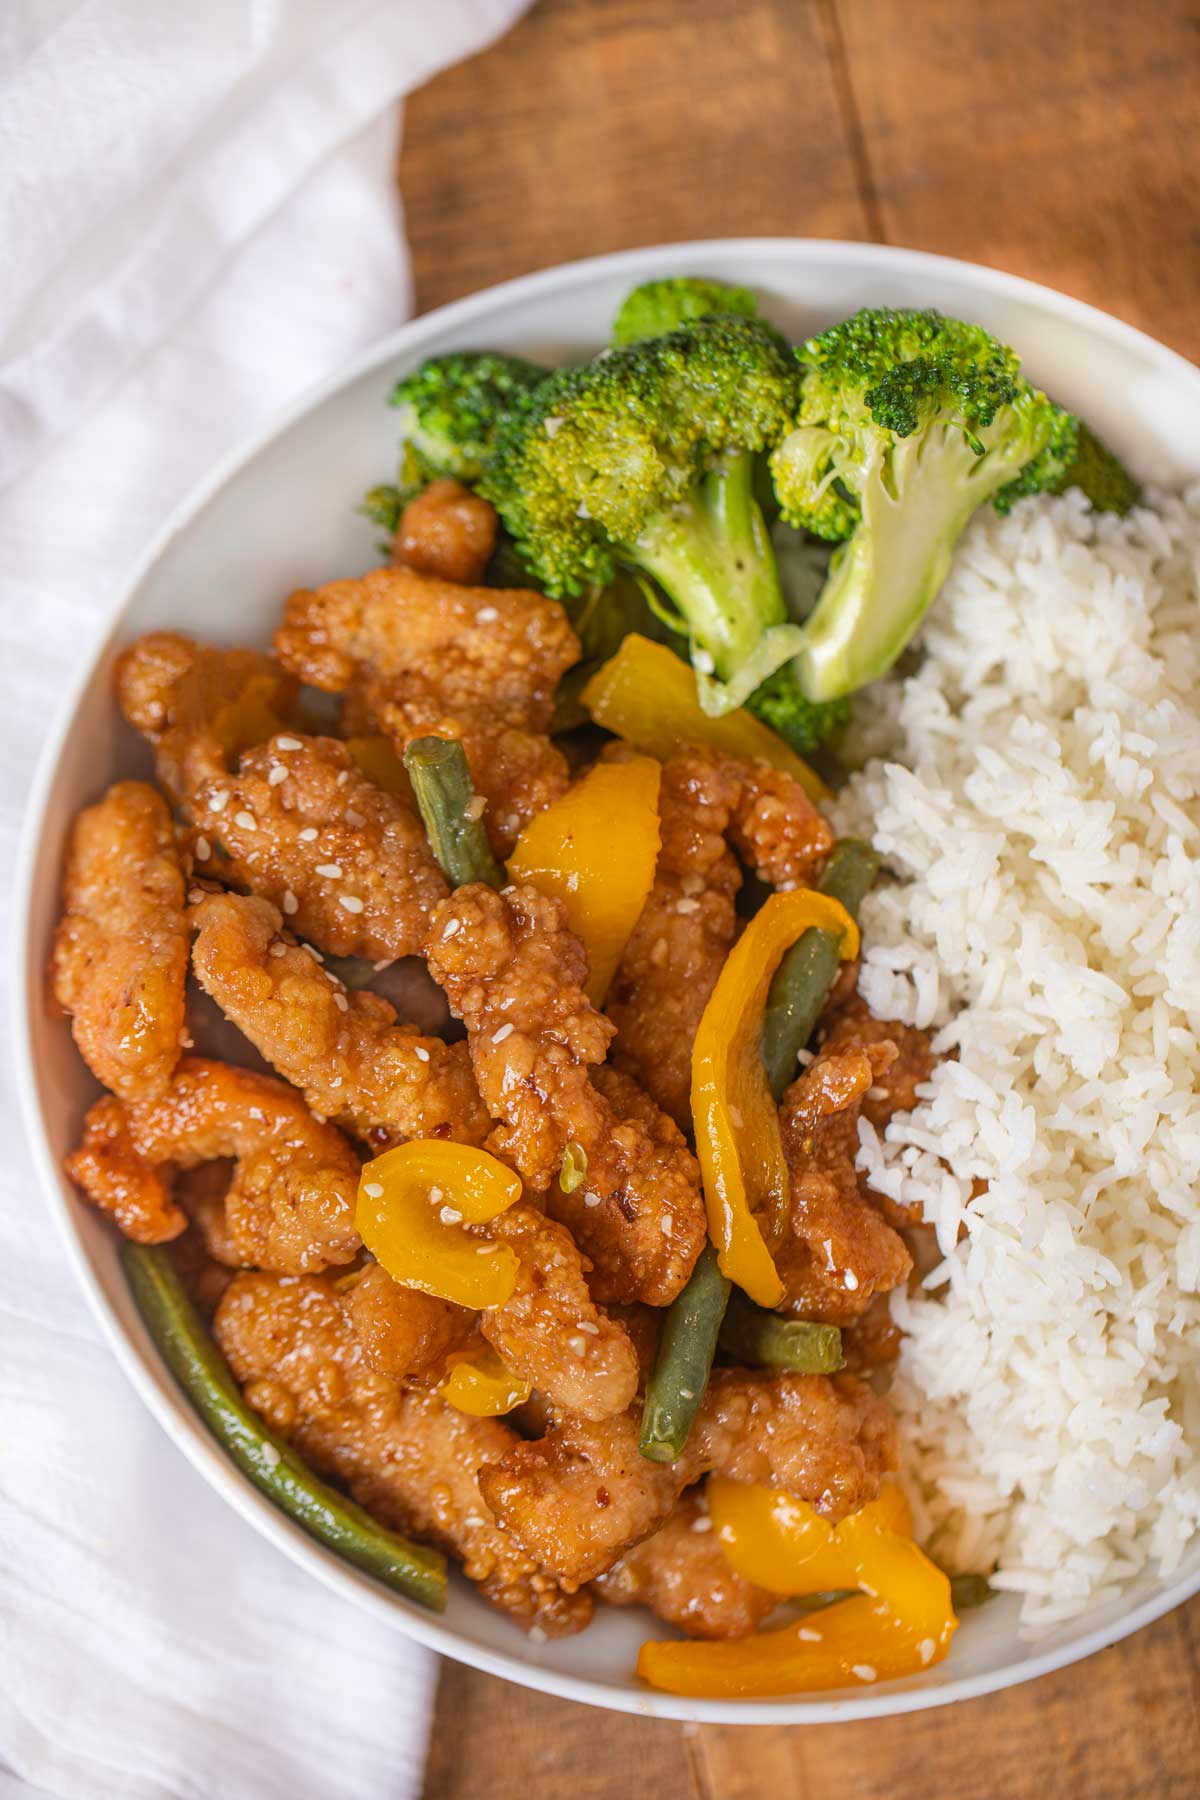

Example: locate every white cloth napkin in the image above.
[0,4,529,1795]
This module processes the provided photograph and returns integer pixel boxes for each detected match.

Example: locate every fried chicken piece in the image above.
[191,891,490,1150]
[186,733,448,962]
[274,565,580,853]
[216,1270,591,1636]
[841,1292,903,1372]
[66,1058,360,1273]
[819,992,937,1227]
[345,1261,478,1387]
[480,1369,897,1588]
[49,780,188,1103]
[394,478,498,585]
[115,632,296,802]
[775,1045,913,1325]
[485,1207,639,1421]
[607,747,833,1129]
[425,883,706,1304]
[594,1489,777,1639]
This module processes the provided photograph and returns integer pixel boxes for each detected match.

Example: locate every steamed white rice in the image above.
[832,482,1200,1630]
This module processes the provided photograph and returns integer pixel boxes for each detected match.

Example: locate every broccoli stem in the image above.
[624,450,787,682]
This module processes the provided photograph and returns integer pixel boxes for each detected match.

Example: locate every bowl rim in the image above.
[15,236,1200,1725]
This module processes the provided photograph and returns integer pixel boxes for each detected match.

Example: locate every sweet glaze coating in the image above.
[50,780,188,1102]
[594,1488,777,1639]
[66,1058,361,1273]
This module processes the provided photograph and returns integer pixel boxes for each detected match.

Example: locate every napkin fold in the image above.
[0,3,528,1795]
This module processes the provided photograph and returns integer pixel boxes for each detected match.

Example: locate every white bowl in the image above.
[16,240,1200,1724]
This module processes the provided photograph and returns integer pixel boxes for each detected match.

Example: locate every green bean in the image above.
[717,1288,844,1373]
[402,736,506,888]
[122,1244,447,1611]
[949,1572,994,1610]
[638,1245,731,1463]
[761,838,881,1103]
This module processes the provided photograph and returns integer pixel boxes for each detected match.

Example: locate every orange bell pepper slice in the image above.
[507,754,662,1004]
[346,734,411,799]
[638,1480,956,1697]
[356,1142,522,1310]
[690,889,858,1306]
[440,1348,533,1417]
[581,634,829,802]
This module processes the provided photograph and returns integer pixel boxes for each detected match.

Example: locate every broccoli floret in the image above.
[1043,421,1141,515]
[772,308,1077,701]
[388,351,548,485]
[743,664,849,754]
[481,315,808,716]
[612,276,759,346]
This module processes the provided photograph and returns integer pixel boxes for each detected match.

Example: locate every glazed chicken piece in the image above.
[344,1261,478,1388]
[115,631,295,803]
[393,478,498,585]
[425,882,707,1305]
[608,747,834,1130]
[479,1370,897,1589]
[274,565,580,854]
[117,633,448,961]
[775,1043,913,1325]
[49,780,188,1103]
[65,1058,361,1273]
[594,1488,777,1640]
[216,1269,592,1637]
[818,992,937,1227]
[191,890,490,1150]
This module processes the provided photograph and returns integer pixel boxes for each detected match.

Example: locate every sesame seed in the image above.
[235,810,257,831]
[298,827,318,842]
[442,917,461,938]
[276,737,302,751]
[305,943,324,961]
[475,1245,495,1256]
[680,1388,694,1401]
[676,897,699,914]
[851,1664,877,1683]
[363,1182,384,1199]
[797,1628,822,1642]
[208,790,229,813]
[583,1190,601,1208]
[345,809,365,828]
[414,1045,430,1063]
[336,770,349,786]
[260,1443,281,1471]
[680,873,705,897]
[569,1336,586,1356]
[492,1023,514,1044]
[178,1030,193,1049]
[577,1321,599,1335]
[282,890,298,915]
[333,992,349,1012]
[439,1205,463,1225]
[918,1638,936,1665]
[660,1215,673,1235]
[463,795,487,821]
[476,605,500,623]
[373,958,393,972]
[543,417,564,438]
[316,863,343,879]
[728,1105,744,1129]
[844,1269,860,1291]
[194,837,211,860]
[187,888,204,904]
[690,1513,712,1532]
[268,765,288,786]
[269,943,287,958]
[339,895,364,914]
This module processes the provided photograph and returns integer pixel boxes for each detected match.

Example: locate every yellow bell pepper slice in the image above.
[507,755,662,1003]
[639,1480,955,1697]
[581,635,829,802]
[346,734,411,799]
[690,890,858,1306]
[356,1142,522,1310]
[440,1348,533,1417]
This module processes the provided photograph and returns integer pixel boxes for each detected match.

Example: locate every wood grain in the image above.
[402,3,1200,1793]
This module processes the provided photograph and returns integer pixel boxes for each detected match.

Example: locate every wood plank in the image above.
[397,0,870,318]
[834,0,1200,361]
[693,1597,1200,1800]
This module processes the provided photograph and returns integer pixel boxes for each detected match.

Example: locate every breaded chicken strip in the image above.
[115,632,296,802]
[191,891,490,1149]
[594,1489,777,1639]
[425,883,706,1305]
[775,1043,913,1325]
[186,732,448,962]
[216,1269,592,1636]
[394,478,498,585]
[66,1058,360,1273]
[274,566,580,854]
[608,747,834,1129]
[818,992,936,1228]
[50,780,188,1102]
[479,1370,897,1589]
[344,1213,639,1421]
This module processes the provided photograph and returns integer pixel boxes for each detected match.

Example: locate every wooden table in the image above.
[399,4,1200,1792]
